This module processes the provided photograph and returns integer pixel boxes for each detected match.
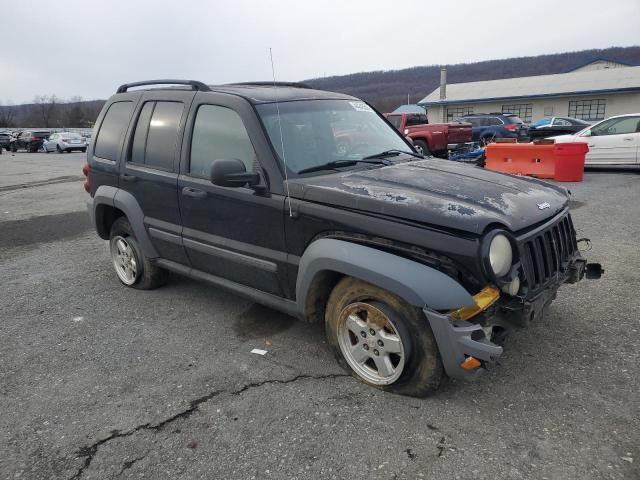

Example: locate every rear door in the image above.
[119,91,196,264]
[583,115,640,165]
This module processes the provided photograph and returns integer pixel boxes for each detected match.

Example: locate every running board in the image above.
[155,259,300,319]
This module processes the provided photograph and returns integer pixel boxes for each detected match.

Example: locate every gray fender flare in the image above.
[91,185,158,258]
[295,238,475,313]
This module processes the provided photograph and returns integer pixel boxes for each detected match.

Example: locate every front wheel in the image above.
[109,217,168,289]
[325,277,443,397]
[413,139,430,156]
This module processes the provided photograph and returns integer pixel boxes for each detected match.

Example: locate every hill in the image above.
[304,46,640,112]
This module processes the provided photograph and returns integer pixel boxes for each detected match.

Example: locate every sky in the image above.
[1,0,639,103]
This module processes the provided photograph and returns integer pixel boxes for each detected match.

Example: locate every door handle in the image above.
[623,138,633,141]
[182,187,207,199]
[120,174,137,182]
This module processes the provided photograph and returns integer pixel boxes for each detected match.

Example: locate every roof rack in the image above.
[116,80,211,94]
[227,81,312,89]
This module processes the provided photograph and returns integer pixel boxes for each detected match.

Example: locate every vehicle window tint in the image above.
[387,115,402,129]
[405,114,428,126]
[144,102,183,170]
[190,105,257,178]
[95,101,133,161]
[488,117,503,126]
[594,116,640,136]
[553,118,571,126]
[130,102,154,164]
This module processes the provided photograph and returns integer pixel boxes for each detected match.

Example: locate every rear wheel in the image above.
[325,277,443,397]
[56,145,63,154]
[480,134,496,146]
[109,217,168,289]
[10,144,17,152]
[413,139,430,156]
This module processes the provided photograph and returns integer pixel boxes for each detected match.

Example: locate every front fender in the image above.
[296,239,475,313]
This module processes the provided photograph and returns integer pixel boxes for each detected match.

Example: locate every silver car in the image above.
[44,132,87,153]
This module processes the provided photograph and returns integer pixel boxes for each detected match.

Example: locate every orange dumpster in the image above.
[484,143,556,179]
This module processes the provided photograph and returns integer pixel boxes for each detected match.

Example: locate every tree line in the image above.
[0,96,105,129]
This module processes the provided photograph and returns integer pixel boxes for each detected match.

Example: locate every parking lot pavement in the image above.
[0,154,638,480]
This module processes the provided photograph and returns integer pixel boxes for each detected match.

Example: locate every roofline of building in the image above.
[419,86,640,106]
[564,57,635,72]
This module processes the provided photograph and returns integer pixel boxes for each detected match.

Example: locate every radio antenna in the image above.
[269,47,293,218]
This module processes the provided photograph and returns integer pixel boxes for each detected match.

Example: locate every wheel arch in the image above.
[296,239,475,321]
[91,185,158,258]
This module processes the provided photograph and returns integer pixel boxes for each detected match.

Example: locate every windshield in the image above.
[530,118,551,128]
[256,100,411,175]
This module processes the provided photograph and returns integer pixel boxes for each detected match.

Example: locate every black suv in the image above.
[459,113,529,144]
[85,80,599,397]
[10,130,50,152]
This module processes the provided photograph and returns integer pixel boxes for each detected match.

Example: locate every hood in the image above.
[287,158,569,235]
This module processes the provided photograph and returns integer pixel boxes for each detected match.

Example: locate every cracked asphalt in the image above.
[0,152,638,479]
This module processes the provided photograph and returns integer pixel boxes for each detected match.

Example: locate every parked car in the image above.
[84,79,600,397]
[458,113,529,145]
[0,131,12,151]
[44,131,88,153]
[529,117,591,139]
[10,130,50,152]
[551,113,640,165]
[384,112,473,156]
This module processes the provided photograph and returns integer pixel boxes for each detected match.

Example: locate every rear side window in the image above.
[95,101,133,161]
[487,117,503,126]
[130,101,184,170]
[387,115,402,129]
[505,116,523,124]
[189,105,257,178]
[405,114,427,126]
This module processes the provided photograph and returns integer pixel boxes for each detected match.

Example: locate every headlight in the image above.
[488,233,513,277]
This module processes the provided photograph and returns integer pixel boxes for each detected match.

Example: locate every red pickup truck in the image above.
[385,112,473,157]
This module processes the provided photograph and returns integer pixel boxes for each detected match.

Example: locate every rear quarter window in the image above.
[95,101,134,161]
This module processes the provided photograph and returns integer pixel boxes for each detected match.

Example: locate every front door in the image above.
[178,94,286,296]
[119,91,195,265]
[583,115,640,165]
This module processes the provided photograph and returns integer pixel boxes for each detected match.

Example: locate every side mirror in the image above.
[210,159,260,188]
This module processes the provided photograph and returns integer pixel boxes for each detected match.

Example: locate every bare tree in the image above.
[33,94,58,127]
[0,101,16,127]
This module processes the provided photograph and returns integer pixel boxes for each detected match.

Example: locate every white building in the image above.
[419,62,640,124]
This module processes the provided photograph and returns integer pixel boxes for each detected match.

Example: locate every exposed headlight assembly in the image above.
[482,231,515,279]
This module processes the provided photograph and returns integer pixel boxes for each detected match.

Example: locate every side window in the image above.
[189,105,257,178]
[129,101,183,170]
[95,101,134,161]
[591,117,640,136]
[553,118,571,126]
[387,115,402,129]
[406,114,427,126]
[488,117,503,126]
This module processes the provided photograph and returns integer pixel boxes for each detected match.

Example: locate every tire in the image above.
[81,148,87,153]
[325,277,443,397]
[56,145,63,154]
[480,134,495,146]
[413,139,430,156]
[10,144,17,152]
[109,217,169,290]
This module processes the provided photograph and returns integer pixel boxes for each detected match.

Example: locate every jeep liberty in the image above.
[84,80,601,397]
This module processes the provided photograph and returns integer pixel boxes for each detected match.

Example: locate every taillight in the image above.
[31,136,38,141]
[503,124,519,131]
[82,161,91,194]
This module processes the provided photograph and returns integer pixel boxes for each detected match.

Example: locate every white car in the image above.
[551,113,640,165]
[44,132,87,153]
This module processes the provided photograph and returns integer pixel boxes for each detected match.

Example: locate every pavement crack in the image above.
[68,372,349,479]
[115,453,148,477]
[0,175,84,193]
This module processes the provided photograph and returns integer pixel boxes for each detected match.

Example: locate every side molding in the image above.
[91,185,158,258]
[296,239,475,313]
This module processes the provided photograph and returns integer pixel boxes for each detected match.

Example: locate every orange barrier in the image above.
[484,142,588,182]
[485,143,556,179]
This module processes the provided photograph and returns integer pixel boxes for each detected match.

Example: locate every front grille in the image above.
[519,213,578,295]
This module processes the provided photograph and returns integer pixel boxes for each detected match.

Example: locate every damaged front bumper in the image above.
[426,253,603,381]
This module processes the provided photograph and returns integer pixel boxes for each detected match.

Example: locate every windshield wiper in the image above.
[362,149,424,160]
[297,159,390,174]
